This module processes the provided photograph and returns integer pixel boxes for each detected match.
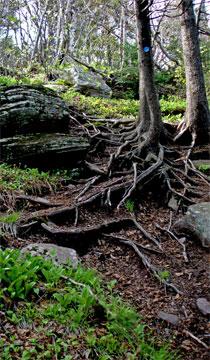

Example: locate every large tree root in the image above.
[2,113,209,313]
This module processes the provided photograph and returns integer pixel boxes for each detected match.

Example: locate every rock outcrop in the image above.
[0,84,70,138]
[173,202,210,248]
[0,84,90,168]
[61,65,112,98]
[0,133,89,168]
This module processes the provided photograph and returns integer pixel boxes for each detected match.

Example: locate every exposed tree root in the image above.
[183,330,210,350]
[41,218,132,238]
[103,233,182,295]
[2,112,209,313]
[154,222,188,262]
[14,195,64,207]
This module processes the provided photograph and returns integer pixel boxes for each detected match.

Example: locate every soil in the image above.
[2,151,209,360]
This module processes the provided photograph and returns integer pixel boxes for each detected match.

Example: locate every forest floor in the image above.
[3,138,210,360]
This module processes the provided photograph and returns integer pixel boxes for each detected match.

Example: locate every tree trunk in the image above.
[30,0,49,62]
[177,0,210,143]
[135,0,162,153]
[120,0,126,70]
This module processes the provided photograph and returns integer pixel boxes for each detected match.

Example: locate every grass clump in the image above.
[0,163,53,195]
[0,163,77,195]
[0,248,178,360]
[0,212,22,237]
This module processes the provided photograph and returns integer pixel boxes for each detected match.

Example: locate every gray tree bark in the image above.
[135,0,162,152]
[177,0,210,143]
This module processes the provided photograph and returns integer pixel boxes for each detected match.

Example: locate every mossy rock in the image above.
[0,85,70,137]
[0,133,90,169]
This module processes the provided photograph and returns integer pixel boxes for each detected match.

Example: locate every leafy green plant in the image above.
[160,95,186,114]
[156,270,170,281]
[0,75,19,87]
[0,212,22,236]
[126,199,134,212]
[63,89,139,119]
[0,163,79,196]
[198,164,210,172]
[0,249,178,360]
[63,89,186,123]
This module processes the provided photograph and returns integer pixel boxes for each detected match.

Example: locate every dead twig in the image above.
[103,233,162,254]
[75,176,101,202]
[154,221,188,262]
[105,234,182,294]
[183,330,209,350]
[131,216,163,251]
[168,211,173,231]
[117,162,137,210]
[60,274,94,296]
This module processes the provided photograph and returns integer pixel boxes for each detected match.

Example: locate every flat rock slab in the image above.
[21,243,79,268]
[157,311,179,326]
[196,298,210,315]
[0,84,70,137]
[0,133,89,168]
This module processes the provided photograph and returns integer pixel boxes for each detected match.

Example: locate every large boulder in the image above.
[21,243,79,268]
[61,65,112,98]
[0,133,90,168]
[173,202,210,248]
[0,84,70,138]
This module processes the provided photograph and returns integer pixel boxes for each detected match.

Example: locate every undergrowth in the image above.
[0,248,178,360]
[0,163,77,195]
[63,89,186,122]
[0,75,186,122]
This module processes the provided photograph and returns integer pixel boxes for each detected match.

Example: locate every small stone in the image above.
[21,243,79,268]
[168,195,179,211]
[197,298,210,315]
[157,311,179,325]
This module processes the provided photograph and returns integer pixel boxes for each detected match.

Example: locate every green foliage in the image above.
[0,212,21,224]
[112,67,139,100]
[174,64,186,90]
[198,164,210,172]
[0,72,47,89]
[0,163,77,195]
[155,71,173,85]
[156,270,170,281]
[0,76,19,87]
[162,113,183,123]
[0,212,22,237]
[126,199,134,212]
[63,89,139,118]
[0,249,177,360]
[64,89,185,123]
[160,95,186,114]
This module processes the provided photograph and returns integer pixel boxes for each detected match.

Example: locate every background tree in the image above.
[175,0,210,143]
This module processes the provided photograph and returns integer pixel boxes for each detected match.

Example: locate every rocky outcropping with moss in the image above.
[0,84,70,138]
[0,84,89,168]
